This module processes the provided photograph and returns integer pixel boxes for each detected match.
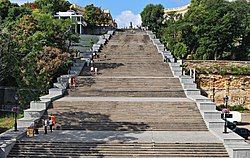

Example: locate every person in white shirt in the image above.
[49,117,53,132]
[43,118,49,134]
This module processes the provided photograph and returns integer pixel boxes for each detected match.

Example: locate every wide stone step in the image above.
[57,123,207,131]
[77,86,183,89]
[80,71,173,77]
[12,141,225,146]
[68,90,186,97]
[8,142,229,157]
[54,115,204,120]
[77,77,183,89]
[9,150,228,154]
[7,153,229,158]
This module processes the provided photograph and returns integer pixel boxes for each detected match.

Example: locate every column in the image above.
[80,25,82,34]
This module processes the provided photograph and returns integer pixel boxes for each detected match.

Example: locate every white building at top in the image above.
[164,4,190,18]
[54,10,87,34]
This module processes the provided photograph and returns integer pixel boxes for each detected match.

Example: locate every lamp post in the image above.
[227,76,233,96]
[212,87,215,102]
[223,96,229,134]
[212,77,215,102]
[181,54,184,76]
[224,95,229,109]
[12,95,19,132]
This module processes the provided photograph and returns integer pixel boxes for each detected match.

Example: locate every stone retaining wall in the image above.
[184,60,250,107]
[197,74,250,107]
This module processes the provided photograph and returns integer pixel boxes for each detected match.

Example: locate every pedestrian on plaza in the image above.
[49,117,53,132]
[28,122,35,137]
[34,121,39,135]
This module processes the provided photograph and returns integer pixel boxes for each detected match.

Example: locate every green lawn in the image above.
[0,113,24,134]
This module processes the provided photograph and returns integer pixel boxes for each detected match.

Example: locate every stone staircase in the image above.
[8,141,229,158]
[7,30,230,157]
[80,31,172,78]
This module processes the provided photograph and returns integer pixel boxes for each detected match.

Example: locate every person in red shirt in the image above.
[51,114,56,126]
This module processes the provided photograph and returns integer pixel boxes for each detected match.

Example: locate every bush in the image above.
[219,67,227,75]
[216,104,249,113]
[193,64,250,75]
[230,105,248,113]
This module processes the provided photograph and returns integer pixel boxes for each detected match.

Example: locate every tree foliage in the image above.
[173,42,187,59]
[150,0,250,60]
[0,0,17,20]
[34,0,71,14]
[0,32,20,87]
[141,4,164,33]
[0,0,78,107]
[83,4,111,26]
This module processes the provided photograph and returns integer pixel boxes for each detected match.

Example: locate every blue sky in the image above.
[11,0,191,27]
[70,0,191,17]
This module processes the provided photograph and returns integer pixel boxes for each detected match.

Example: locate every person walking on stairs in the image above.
[49,117,53,132]
[51,114,56,128]
[43,118,49,134]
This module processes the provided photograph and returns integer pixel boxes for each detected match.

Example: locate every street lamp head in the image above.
[224,95,229,102]
[14,94,18,101]
[12,106,19,113]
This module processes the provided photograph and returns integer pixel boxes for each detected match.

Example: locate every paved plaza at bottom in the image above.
[22,130,222,143]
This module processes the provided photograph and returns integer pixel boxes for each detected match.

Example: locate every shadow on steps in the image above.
[80,63,125,76]
[52,111,150,131]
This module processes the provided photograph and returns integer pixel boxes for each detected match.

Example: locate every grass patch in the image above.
[0,116,14,129]
[0,113,24,133]
[217,104,249,113]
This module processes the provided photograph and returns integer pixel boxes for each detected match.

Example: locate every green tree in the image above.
[230,0,250,60]
[182,0,249,60]
[35,0,71,14]
[0,2,79,106]
[173,42,188,59]
[0,32,20,87]
[84,4,104,26]
[0,0,17,20]
[7,6,31,21]
[160,12,183,52]
[141,4,164,33]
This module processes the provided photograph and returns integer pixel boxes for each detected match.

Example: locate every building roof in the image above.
[164,4,190,15]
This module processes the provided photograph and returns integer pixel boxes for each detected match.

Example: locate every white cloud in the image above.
[10,0,34,5]
[115,10,142,28]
